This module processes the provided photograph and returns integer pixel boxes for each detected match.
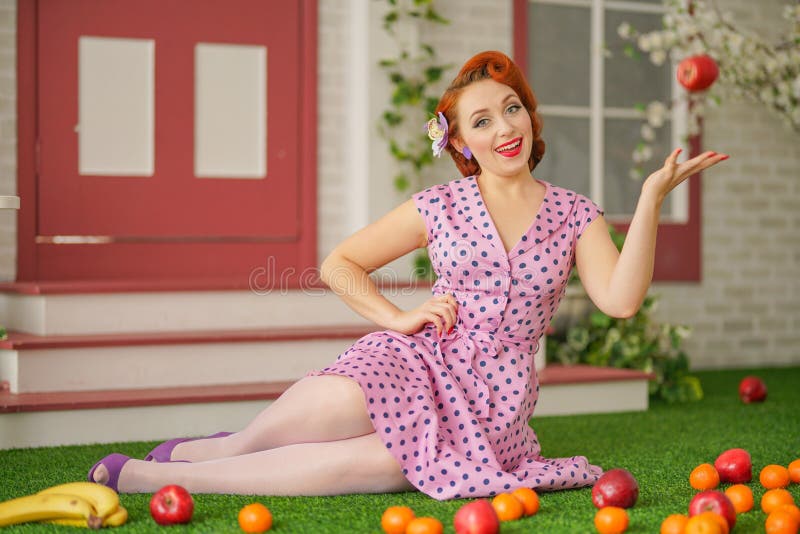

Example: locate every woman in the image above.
[89,51,726,500]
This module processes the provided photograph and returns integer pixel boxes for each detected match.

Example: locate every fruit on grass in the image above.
[690,463,721,490]
[406,516,444,534]
[765,509,800,534]
[511,487,540,516]
[685,512,725,534]
[660,513,689,534]
[697,511,730,534]
[592,468,639,509]
[724,484,754,513]
[453,499,499,534]
[714,448,752,483]
[688,490,736,531]
[677,54,719,92]
[594,506,629,534]
[381,505,415,534]
[149,484,194,525]
[738,375,767,403]
[776,504,800,526]
[762,464,792,489]
[491,492,524,521]
[238,503,272,533]
[37,481,120,520]
[0,493,100,528]
[789,459,800,484]
[46,505,128,528]
[762,489,796,514]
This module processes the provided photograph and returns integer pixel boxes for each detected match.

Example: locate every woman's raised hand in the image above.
[643,148,728,204]
[386,294,459,336]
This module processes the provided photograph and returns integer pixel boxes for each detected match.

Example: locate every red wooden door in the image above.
[22,0,316,285]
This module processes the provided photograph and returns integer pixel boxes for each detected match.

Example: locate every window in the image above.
[514,0,701,281]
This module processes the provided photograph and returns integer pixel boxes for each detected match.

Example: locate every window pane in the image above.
[533,116,590,197]
[528,3,590,107]
[603,118,672,216]
[604,10,671,108]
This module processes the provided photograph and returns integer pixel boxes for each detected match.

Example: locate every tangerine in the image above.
[685,513,724,534]
[724,484,754,513]
[511,487,540,516]
[789,460,800,484]
[776,504,800,525]
[690,463,721,490]
[762,465,792,489]
[765,510,800,534]
[238,503,272,533]
[660,513,689,534]
[594,506,629,534]
[405,517,443,534]
[763,489,796,514]
[380,505,415,534]
[491,492,524,521]
[697,511,729,534]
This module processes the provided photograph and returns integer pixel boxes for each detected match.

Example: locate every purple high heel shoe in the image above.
[87,453,130,492]
[144,431,233,462]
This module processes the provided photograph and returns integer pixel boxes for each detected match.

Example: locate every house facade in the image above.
[0,0,798,372]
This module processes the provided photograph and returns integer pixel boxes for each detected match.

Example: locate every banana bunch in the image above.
[0,482,127,529]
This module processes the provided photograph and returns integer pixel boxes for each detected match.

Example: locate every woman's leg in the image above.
[98,433,415,496]
[171,374,374,462]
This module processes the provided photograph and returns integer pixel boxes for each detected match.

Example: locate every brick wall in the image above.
[651,0,799,368]
[0,0,15,281]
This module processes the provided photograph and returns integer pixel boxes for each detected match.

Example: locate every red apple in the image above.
[714,448,752,484]
[453,499,499,534]
[591,468,639,509]
[150,484,194,525]
[677,54,719,92]
[738,376,767,403]
[688,490,736,530]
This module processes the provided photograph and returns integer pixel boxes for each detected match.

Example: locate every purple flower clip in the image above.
[425,112,448,158]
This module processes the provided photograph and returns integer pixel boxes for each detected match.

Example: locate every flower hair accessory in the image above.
[425,112,448,158]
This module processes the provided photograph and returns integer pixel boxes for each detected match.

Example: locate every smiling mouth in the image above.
[495,137,522,156]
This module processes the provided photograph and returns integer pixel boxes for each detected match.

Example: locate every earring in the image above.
[462,146,472,160]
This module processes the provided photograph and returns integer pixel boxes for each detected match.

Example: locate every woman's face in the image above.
[454,78,533,178]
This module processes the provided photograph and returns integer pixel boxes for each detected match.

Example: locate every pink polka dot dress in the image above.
[308,176,604,500]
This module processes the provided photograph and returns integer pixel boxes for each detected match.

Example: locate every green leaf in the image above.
[424,66,444,83]
[424,7,449,24]
[394,174,410,192]
[382,110,404,127]
[420,43,435,57]
[389,71,404,84]
[378,59,397,68]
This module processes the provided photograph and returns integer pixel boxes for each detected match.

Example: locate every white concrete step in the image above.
[0,284,430,336]
[0,366,651,449]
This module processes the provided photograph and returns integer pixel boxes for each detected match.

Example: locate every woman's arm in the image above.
[319,198,428,328]
[575,149,727,318]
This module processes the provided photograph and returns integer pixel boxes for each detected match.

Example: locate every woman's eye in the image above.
[474,118,489,128]
[507,104,521,114]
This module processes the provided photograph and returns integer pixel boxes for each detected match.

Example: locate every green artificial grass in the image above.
[1,366,799,533]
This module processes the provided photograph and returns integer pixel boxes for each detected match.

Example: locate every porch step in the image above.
[0,282,429,336]
[0,365,652,449]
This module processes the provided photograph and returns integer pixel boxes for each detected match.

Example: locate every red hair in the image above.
[435,51,545,177]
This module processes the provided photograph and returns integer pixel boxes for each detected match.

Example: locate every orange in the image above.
[405,517,443,534]
[789,460,800,484]
[594,506,629,534]
[724,484,754,513]
[511,487,540,516]
[690,463,721,490]
[660,513,689,534]
[763,489,796,514]
[765,510,800,534]
[698,511,729,534]
[685,513,724,534]
[776,504,800,525]
[380,505,415,534]
[762,465,792,489]
[238,503,272,533]
[491,492,524,521]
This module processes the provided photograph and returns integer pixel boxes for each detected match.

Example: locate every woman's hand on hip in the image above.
[385,294,459,336]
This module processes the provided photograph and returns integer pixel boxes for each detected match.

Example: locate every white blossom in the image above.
[617,22,633,39]
[646,101,668,128]
[641,124,656,142]
[650,50,667,66]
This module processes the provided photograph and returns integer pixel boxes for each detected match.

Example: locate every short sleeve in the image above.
[573,194,604,241]
[412,184,450,248]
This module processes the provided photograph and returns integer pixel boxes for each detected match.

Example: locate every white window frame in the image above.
[530,0,689,223]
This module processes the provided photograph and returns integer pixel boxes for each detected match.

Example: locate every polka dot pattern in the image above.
[308,176,604,500]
